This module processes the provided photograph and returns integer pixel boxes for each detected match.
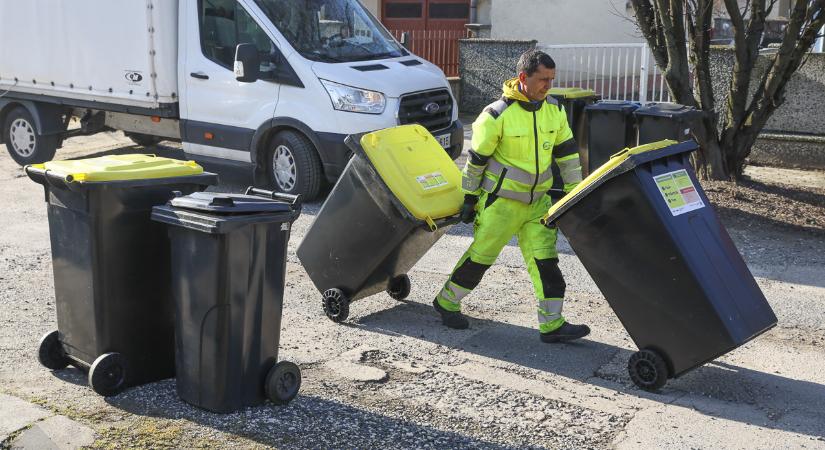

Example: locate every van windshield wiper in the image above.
[348,51,399,61]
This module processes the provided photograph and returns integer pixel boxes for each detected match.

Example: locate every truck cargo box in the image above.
[0,0,179,111]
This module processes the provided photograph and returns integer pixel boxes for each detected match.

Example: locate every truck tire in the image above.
[268,130,323,201]
[125,132,162,147]
[3,107,58,166]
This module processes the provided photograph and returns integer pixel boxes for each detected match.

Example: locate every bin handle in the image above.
[423,215,460,232]
[245,186,303,210]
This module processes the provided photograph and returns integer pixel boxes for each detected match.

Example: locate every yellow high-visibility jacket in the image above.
[462,78,582,204]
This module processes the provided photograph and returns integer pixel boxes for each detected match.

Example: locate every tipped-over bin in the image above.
[297,124,462,322]
[544,140,777,391]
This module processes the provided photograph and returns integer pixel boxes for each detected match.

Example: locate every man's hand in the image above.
[460,194,479,223]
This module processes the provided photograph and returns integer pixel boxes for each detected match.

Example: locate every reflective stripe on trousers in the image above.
[537,298,563,325]
[437,282,471,309]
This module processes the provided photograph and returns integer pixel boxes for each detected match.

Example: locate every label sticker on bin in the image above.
[416,172,449,190]
[654,169,705,216]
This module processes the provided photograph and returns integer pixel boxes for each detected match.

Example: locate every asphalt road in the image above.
[0,130,823,449]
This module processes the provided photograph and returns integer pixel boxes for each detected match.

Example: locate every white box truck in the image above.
[0,0,463,199]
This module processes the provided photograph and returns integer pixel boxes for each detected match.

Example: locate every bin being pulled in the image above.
[297,124,462,322]
[26,154,217,396]
[152,187,302,412]
[543,140,777,391]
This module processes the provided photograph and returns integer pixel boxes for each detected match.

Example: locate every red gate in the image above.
[382,0,469,77]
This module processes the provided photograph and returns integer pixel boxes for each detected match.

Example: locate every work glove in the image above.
[460,194,479,224]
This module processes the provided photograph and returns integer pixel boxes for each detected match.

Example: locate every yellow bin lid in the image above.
[549,87,597,99]
[360,125,463,228]
[30,154,204,183]
[544,140,678,223]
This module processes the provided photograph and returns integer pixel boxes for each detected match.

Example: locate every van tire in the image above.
[125,132,162,147]
[268,130,323,201]
[3,107,58,166]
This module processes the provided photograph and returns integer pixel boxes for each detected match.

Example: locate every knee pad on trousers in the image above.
[535,257,566,299]
[450,258,491,290]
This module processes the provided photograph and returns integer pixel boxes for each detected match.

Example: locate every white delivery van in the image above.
[0,0,463,199]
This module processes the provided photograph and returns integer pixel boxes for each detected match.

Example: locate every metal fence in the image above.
[537,43,672,103]
[390,29,469,77]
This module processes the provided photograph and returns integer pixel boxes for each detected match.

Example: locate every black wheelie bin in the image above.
[635,102,700,145]
[585,100,639,174]
[152,188,302,413]
[547,88,599,196]
[297,124,462,323]
[26,154,217,396]
[543,140,777,391]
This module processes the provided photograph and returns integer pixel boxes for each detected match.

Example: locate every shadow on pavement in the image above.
[355,300,825,439]
[105,379,511,449]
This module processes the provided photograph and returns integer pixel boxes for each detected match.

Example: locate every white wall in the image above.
[491,0,644,45]
[361,0,380,18]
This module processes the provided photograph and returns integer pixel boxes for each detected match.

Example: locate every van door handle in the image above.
[190,72,209,80]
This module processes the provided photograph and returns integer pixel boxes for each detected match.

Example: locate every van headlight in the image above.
[320,79,386,114]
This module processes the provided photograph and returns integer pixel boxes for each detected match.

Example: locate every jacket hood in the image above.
[502,78,530,102]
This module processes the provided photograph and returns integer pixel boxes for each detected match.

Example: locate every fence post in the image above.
[639,43,648,104]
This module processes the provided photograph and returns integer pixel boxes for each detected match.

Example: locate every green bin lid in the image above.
[549,87,598,99]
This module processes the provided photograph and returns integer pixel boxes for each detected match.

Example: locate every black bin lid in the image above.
[586,100,641,112]
[635,102,696,118]
[170,191,292,214]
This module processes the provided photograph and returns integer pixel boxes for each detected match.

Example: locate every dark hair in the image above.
[517,50,556,76]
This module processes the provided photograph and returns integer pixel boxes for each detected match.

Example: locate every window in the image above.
[199,0,279,78]
[428,3,469,19]
[386,3,423,18]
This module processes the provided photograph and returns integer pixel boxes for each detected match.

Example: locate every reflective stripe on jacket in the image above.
[462,78,582,204]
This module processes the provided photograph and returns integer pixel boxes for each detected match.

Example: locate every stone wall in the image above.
[458,39,536,114]
[709,47,825,135]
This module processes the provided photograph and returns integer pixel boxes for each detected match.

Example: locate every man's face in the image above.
[519,65,555,101]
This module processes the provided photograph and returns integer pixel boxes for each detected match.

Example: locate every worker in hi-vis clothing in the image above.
[433,50,590,343]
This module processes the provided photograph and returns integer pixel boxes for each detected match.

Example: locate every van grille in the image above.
[398,89,453,133]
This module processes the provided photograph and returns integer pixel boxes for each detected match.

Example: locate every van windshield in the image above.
[253,0,408,62]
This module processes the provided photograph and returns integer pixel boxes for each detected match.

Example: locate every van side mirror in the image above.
[400,32,410,50]
[234,43,260,83]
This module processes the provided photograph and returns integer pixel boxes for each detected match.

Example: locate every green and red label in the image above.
[654,169,705,216]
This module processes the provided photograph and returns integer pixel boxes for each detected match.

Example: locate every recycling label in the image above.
[416,172,448,190]
[654,169,705,216]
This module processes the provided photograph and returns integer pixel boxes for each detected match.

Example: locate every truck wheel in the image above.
[125,132,162,147]
[269,130,323,201]
[3,107,58,165]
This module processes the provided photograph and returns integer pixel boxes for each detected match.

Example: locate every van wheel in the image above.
[3,107,58,166]
[269,130,323,201]
[125,132,162,147]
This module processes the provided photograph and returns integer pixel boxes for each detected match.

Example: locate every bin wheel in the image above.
[37,330,69,370]
[88,352,128,397]
[628,349,669,391]
[322,288,350,323]
[266,360,302,405]
[387,274,411,301]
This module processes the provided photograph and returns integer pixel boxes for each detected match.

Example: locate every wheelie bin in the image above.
[543,140,777,391]
[585,100,640,174]
[151,187,302,413]
[26,154,217,396]
[548,87,599,195]
[297,124,462,323]
[634,102,700,145]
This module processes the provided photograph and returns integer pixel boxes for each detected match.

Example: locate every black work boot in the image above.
[540,322,590,343]
[432,299,469,329]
